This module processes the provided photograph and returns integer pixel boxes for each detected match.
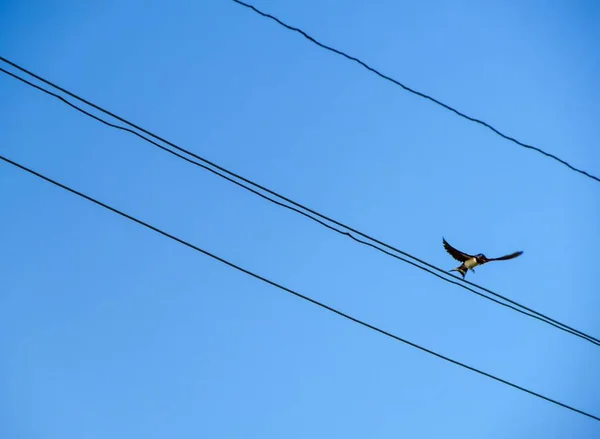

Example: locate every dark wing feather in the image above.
[488,250,523,261]
[442,238,474,262]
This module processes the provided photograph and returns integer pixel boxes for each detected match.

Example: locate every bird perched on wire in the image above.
[442,238,523,278]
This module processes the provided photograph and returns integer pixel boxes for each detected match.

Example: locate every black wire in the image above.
[1,153,598,423]
[231,0,600,185]
[1,61,599,348]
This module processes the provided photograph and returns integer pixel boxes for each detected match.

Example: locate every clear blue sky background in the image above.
[1,1,599,437]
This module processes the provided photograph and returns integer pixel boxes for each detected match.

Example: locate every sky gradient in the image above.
[1,1,599,437]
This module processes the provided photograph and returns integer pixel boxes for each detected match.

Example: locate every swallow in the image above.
[442,238,523,278]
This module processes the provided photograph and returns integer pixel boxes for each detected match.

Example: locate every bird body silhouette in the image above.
[442,238,523,278]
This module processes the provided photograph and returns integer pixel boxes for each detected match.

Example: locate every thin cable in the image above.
[1,153,598,423]
[231,0,600,185]
[2,67,594,347]
[1,61,599,348]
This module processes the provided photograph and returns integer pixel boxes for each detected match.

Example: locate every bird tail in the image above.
[450,266,467,278]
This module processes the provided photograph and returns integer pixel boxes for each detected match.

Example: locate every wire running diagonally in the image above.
[231,0,600,185]
[1,59,599,348]
[1,153,599,423]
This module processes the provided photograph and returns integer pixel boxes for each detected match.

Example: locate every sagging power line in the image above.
[231,0,600,185]
[1,152,598,423]
[1,59,598,349]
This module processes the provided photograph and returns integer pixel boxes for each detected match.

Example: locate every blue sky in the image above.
[1,0,599,437]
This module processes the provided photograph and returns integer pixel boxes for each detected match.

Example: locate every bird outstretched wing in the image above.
[442,238,474,262]
[488,251,524,261]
